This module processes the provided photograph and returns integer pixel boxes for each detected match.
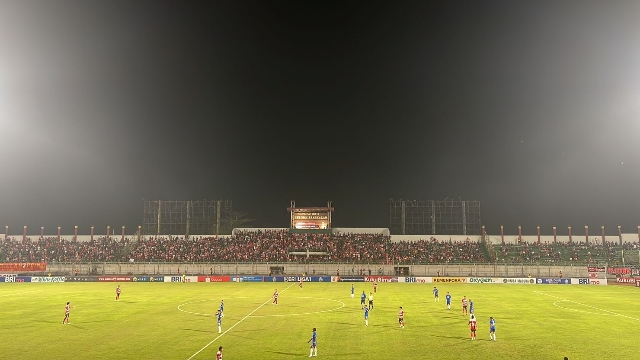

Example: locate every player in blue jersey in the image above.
[489,317,496,341]
[360,291,367,309]
[445,292,452,310]
[351,284,355,298]
[363,305,370,326]
[220,300,225,317]
[216,309,223,333]
[307,327,317,357]
[433,287,439,302]
[469,299,474,314]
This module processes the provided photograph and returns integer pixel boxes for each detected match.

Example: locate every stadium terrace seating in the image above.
[493,241,622,264]
[1,232,636,265]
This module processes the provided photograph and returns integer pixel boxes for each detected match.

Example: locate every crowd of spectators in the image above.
[1,231,635,264]
[0,237,130,262]
[388,237,487,264]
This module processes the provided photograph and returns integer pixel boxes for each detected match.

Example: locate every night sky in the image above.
[1,1,639,236]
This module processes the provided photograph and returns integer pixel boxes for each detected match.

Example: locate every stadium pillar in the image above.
[107,225,111,239]
[74,225,78,241]
[122,226,125,241]
[536,225,540,244]
[568,226,572,244]
[40,226,44,238]
[517,225,522,243]
[601,226,605,243]
[4,225,7,240]
[617,225,622,245]
[90,226,95,241]
[137,225,142,241]
[57,226,61,240]
[637,225,640,243]
[553,226,557,243]
[585,225,589,244]
[500,225,504,244]
[481,225,486,241]
[23,225,27,241]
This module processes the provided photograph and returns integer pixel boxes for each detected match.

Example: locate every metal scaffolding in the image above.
[389,199,481,235]
[142,200,232,236]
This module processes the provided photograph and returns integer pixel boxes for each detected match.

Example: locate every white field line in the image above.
[534,291,640,322]
[186,283,294,360]
[0,290,43,298]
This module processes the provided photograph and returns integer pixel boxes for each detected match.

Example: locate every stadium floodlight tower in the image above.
[288,200,334,230]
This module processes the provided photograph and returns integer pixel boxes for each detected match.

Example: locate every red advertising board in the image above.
[587,266,605,273]
[98,276,132,282]
[364,276,394,282]
[0,262,46,272]
[197,276,231,282]
[614,277,640,285]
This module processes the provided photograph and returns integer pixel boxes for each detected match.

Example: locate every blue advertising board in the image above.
[231,276,264,282]
[536,278,571,284]
[132,276,164,282]
[262,276,285,282]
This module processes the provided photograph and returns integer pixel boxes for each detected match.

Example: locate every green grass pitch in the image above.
[1,282,638,359]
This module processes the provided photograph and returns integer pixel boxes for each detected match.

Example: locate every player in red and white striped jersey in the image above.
[398,307,405,329]
[216,346,223,360]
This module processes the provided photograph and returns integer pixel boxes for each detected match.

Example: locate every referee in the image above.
[368,292,374,310]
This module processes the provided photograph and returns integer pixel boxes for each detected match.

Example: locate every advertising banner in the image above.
[587,266,605,273]
[262,276,284,282]
[165,276,197,282]
[231,276,262,282]
[0,262,46,272]
[501,278,536,284]
[65,276,98,282]
[132,276,164,282]
[98,276,132,282]
[365,276,398,282]
[607,267,640,276]
[614,277,640,285]
[0,274,17,282]
[468,277,497,284]
[402,277,432,283]
[31,276,65,283]
[570,278,607,285]
[335,276,365,282]
[197,276,231,282]
[536,278,571,284]
[2,276,33,282]
[636,279,640,287]
[432,277,467,283]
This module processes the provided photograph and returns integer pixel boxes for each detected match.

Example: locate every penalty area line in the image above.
[186,283,294,360]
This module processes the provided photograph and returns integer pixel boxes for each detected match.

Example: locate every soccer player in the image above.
[351,284,355,298]
[62,302,74,324]
[219,300,225,316]
[433,287,439,302]
[182,273,186,283]
[462,296,468,315]
[368,292,374,310]
[360,291,366,309]
[216,309,223,333]
[489,317,496,341]
[216,346,223,360]
[469,299,475,314]
[307,327,318,357]
[363,305,370,326]
[273,289,279,305]
[299,277,303,289]
[469,314,477,340]
[373,281,377,293]
[445,292,452,310]
[115,285,121,301]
